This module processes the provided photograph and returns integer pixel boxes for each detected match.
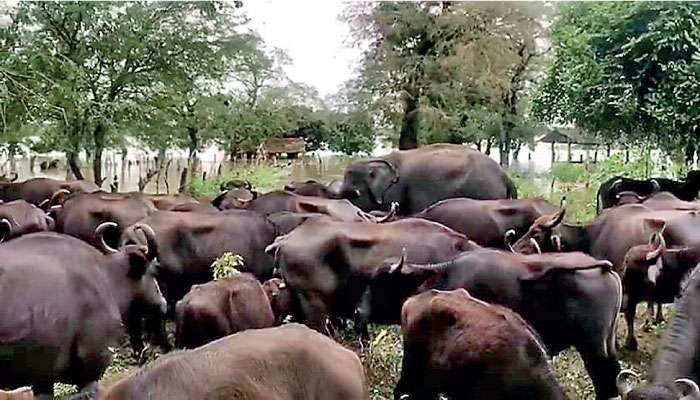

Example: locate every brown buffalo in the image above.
[268,217,475,332]
[415,197,558,248]
[512,203,700,350]
[175,273,275,349]
[284,179,341,198]
[0,177,98,207]
[53,191,157,251]
[116,209,276,307]
[0,232,166,399]
[0,200,54,242]
[0,387,32,400]
[396,289,566,400]
[103,324,369,400]
[383,249,621,399]
[262,278,294,325]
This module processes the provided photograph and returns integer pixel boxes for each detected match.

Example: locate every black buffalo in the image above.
[597,171,700,213]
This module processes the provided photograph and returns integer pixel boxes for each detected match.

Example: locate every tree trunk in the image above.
[551,142,556,165]
[499,126,510,168]
[475,140,482,152]
[685,142,696,166]
[92,123,106,187]
[67,151,84,180]
[187,126,200,182]
[485,137,493,155]
[399,91,419,150]
[8,145,16,173]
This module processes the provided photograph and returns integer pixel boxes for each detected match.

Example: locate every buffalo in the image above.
[53,191,157,251]
[0,232,166,398]
[262,278,294,325]
[284,179,342,198]
[512,203,700,350]
[616,266,700,400]
[415,197,558,248]
[103,324,369,400]
[268,217,475,333]
[383,249,621,399]
[115,209,276,307]
[338,143,517,215]
[175,273,275,349]
[597,171,700,213]
[396,289,566,400]
[0,200,54,242]
[0,177,98,206]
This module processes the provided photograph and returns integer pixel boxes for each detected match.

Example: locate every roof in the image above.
[537,128,601,145]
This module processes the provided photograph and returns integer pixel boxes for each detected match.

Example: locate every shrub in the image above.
[211,252,244,280]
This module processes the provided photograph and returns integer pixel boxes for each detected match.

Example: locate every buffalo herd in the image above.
[2,143,700,399]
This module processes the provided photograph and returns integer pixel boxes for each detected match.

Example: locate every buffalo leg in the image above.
[394,354,438,400]
[577,344,621,400]
[624,301,639,350]
[655,302,665,323]
[145,311,172,352]
[298,292,331,334]
[354,288,371,340]
[126,312,145,357]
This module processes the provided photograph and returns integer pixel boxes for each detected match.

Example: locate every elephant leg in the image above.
[624,301,638,350]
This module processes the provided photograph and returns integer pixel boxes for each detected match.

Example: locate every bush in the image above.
[211,252,244,280]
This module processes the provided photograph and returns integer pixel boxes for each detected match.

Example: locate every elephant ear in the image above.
[366,159,399,206]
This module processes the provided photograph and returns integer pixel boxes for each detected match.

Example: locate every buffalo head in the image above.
[511,199,567,254]
[621,220,667,282]
[262,278,293,325]
[339,159,399,212]
[618,370,700,400]
[212,187,258,210]
[0,172,18,183]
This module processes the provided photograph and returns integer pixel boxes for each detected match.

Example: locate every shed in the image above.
[263,138,305,159]
[538,128,601,163]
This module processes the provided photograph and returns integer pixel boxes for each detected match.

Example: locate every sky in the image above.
[243,0,362,98]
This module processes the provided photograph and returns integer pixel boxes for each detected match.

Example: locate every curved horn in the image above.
[44,214,55,231]
[504,229,516,252]
[49,189,71,206]
[529,238,542,254]
[389,248,407,273]
[95,222,119,253]
[376,202,398,223]
[543,200,566,228]
[401,258,457,274]
[676,378,700,400]
[611,179,624,192]
[551,234,562,251]
[646,232,667,261]
[8,172,18,182]
[133,223,158,260]
[650,179,661,193]
[616,369,638,396]
[0,218,11,243]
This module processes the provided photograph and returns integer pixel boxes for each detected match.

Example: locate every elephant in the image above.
[339,143,517,215]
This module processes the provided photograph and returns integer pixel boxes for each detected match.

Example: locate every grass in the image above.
[186,164,288,198]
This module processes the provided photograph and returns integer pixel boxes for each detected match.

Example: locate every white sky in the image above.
[243,0,362,97]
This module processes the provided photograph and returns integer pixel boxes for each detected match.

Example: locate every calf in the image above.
[382,249,621,399]
[0,232,166,398]
[617,266,700,399]
[175,273,274,349]
[103,324,369,400]
[262,278,294,325]
[396,289,566,400]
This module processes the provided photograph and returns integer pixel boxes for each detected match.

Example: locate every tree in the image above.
[534,2,700,162]
[345,2,547,165]
[2,1,247,185]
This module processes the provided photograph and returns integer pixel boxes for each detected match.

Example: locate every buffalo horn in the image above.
[529,238,542,254]
[376,202,398,223]
[611,179,624,192]
[676,378,700,400]
[616,369,638,396]
[543,199,566,228]
[95,222,119,253]
[650,179,661,193]
[0,218,11,243]
[504,229,516,252]
[134,223,158,259]
[49,189,71,207]
[646,233,667,261]
[389,248,407,273]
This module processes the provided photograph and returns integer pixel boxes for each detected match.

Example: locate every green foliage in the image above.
[534,2,700,155]
[187,165,286,198]
[345,2,548,161]
[211,252,244,280]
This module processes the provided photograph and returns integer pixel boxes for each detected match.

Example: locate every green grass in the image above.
[187,165,287,198]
